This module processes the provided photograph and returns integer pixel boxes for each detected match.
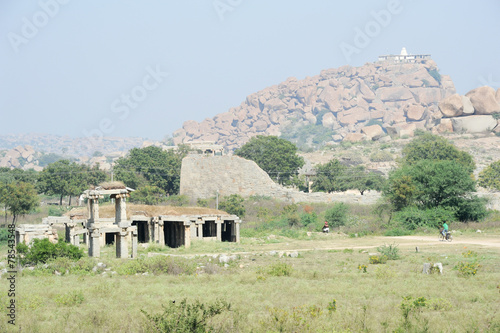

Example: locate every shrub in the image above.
[454,196,489,222]
[377,243,400,260]
[266,262,293,277]
[0,228,9,244]
[369,255,387,264]
[300,212,318,227]
[324,203,348,228]
[456,262,481,277]
[18,238,84,265]
[48,206,66,216]
[369,151,393,162]
[393,206,455,230]
[142,298,231,333]
[384,228,412,236]
[196,198,209,208]
[218,194,245,217]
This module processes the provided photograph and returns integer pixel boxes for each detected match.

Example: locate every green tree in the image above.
[348,166,386,195]
[401,133,475,173]
[218,194,245,217]
[324,202,348,228]
[129,185,166,205]
[4,181,39,223]
[312,159,348,193]
[234,136,305,185]
[114,146,185,195]
[385,160,483,222]
[478,160,500,190]
[38,160,88,205]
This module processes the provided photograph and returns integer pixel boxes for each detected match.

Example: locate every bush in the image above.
[324,203,348,228]
[17,238,84,265]
[266,262,293,277]
[369,255,387,264]
[393,206,455,230]
[142,298,231,333]
[48,206,66,217]
[300,212,318,227]
[377,243,400,260]
[219,194,245,217]
[369,151,393,162]
[454,196,489,222]
[0,228,9,244]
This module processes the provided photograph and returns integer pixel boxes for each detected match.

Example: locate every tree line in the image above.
[2,134,500,226]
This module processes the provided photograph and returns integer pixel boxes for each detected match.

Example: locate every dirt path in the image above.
[150,234,500,258]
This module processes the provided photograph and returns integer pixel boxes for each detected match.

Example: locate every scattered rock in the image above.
[466,86,500,115]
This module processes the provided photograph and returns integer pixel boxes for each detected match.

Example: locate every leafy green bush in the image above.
[377,243,400,260]
[17,238,84,265]
[0,227,9,244]
[300,212,318,227]
[48,206,66,217]
[266,262,293,277]
[219,194,245,217]
[383,228,412,236]
[454,196,489,222]
[142,298,231,333]
[324,203,348,228]
[393,206,455,230]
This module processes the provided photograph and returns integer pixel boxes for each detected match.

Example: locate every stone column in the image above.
[131,228,138,259]
[115,194,129,227]
[89,230,100,258]
[235,220,241,243]
[159,221,164,246]
[216,218,222,242]
[89,197,99,224]
[197,223,203,239]
[184,222,191,248]
[116,231,128,259]
[73,234,80,247]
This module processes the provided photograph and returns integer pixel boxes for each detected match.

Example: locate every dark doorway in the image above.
[203,221,216,237]
[164,222,184,248]
[105,233,115,245]
[132,221,148,243]
[221,221,233,242]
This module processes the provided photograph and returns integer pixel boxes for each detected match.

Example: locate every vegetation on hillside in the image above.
[235,135,305,185]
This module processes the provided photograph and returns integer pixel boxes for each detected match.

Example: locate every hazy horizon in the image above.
[1,0,499,141]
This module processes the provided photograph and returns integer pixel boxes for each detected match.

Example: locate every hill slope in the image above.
[173,58,456,150]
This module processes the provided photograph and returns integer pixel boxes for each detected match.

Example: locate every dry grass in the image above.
[1,236,499,332]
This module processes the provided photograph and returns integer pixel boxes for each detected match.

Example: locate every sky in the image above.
[1,0,499,141]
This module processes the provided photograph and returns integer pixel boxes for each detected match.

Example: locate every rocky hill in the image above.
[172,58,500,151]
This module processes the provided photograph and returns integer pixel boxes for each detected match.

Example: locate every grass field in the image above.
[1,231,499,332]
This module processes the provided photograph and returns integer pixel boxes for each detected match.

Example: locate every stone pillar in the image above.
[216,218,222,242]
[89,198,99,224]
[159,221,164,246]
[197,223,203,239]
[89,230,100,258]
[184,222,191,248]
[131,228,138,259]
[115,195,129,227]
[116,231,128,258]
[235,220,241,243]
[73,234,80,247]
[65,223,72,243]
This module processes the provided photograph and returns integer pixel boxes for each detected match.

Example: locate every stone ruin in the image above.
[15,223,58,245]
[16,183,242,259]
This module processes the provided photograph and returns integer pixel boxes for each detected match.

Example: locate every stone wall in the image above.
[180,155,381,204]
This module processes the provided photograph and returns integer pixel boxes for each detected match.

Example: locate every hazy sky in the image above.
[1,0,499,141]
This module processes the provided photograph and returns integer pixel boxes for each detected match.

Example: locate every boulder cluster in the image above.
[0,145,41,171]
[437,86,500,134]
[173,59,461,150]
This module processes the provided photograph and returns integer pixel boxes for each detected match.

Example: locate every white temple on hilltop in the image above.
[378,47,430,63]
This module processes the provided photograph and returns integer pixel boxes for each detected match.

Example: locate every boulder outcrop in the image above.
[173,58,460,150]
